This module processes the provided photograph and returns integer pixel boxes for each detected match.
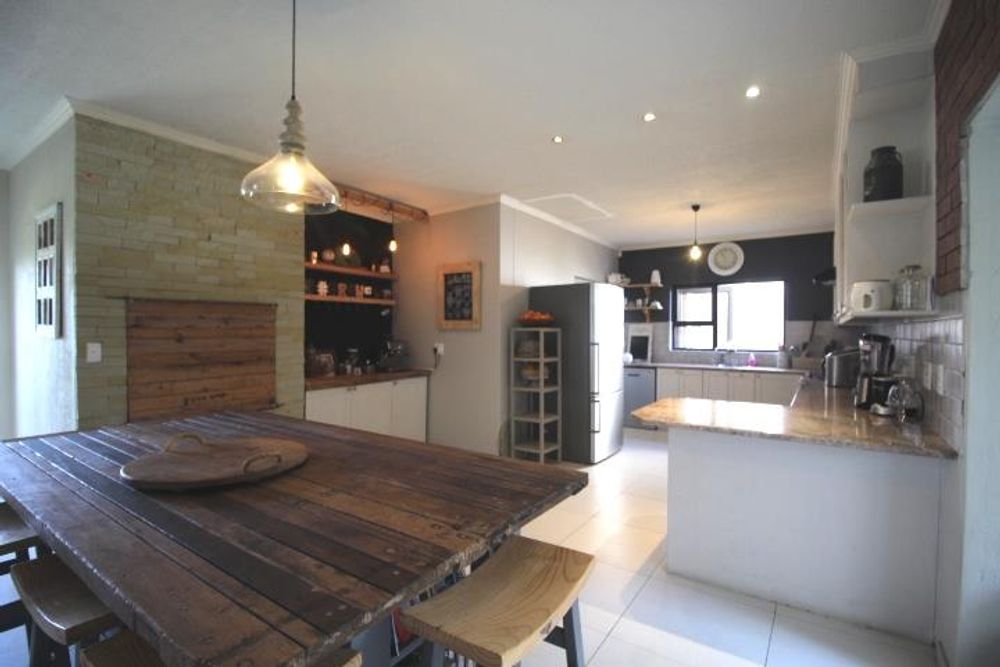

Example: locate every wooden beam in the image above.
[335,184,429,224]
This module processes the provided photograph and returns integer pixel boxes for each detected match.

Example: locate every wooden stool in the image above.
[11,555,118,667]
[80,630,165,667]
[401,536,594,667]
[0,502,45,637]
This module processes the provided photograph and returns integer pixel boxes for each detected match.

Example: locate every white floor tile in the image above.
[578,561,650,634]
[766,607,936,667]
[593,492,668,534]
[521,505,595,544]
[589,635,687,667]
[561,517,667,575]
[613,574,775,666]
[520,622,608,666]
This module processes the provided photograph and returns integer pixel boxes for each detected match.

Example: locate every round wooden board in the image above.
[120,437,309,492]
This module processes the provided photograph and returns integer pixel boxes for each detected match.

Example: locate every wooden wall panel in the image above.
[126,299,277,421]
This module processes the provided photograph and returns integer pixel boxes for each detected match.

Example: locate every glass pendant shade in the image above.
[241,98,340,215]
[689,243,703,261]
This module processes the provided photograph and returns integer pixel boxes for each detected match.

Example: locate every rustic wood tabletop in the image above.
[0,412,587,667]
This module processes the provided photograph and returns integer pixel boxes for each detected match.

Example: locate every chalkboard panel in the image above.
[437,262,481,330]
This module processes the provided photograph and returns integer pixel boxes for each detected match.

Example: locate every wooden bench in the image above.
[80,630,165,667]
[11,555,119,667]
[401,536,595,667]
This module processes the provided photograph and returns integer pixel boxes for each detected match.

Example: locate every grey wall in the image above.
[395,199,617,456]
[395,203,504,455]
[618,232,834,324]
[8,121,77,438]
[0,169,11,438]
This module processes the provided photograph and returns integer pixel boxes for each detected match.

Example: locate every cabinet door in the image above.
[754,373,802,405]
[727,372,756,401]
[679,370,705,398]
[305,387,350,427]
[655,369,683,399]
[391,377,427,442]
[703,371,729,400]
[349,382,393,435]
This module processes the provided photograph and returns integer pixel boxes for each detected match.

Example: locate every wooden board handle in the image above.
[164,433,209,453]
[242,453,282,473]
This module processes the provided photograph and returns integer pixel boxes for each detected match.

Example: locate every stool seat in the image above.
[11,555,118,645]
[0,503,42,555]
[401,536,594,667]
[80,630,165,667]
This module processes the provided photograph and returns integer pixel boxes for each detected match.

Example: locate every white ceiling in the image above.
[0,0,938,248]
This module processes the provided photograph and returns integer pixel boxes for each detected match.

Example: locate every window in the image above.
[673,281,785,351]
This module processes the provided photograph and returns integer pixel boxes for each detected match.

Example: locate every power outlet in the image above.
[85,342,102,364]
[433,343,445,357]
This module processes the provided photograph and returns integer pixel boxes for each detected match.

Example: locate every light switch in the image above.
[85,342,102,363]
[433,343,445,356]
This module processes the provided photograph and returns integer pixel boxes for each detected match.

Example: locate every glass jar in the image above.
[886,377,924,424]
[863,146,903,202]
[893,265,930,311]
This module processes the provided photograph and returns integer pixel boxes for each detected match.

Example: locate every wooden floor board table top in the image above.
[0,412,587,667]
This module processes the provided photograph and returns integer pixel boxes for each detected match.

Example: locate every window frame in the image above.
[671,280,785,352]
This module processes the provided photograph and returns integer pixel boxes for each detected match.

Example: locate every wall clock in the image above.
[708,242,745,276]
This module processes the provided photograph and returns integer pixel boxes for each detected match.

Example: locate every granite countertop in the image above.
[627,362,807,375]
[632,379,957,459]
[306,368,431,391]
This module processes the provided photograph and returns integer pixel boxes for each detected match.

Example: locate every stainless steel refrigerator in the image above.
[529,283,624,464]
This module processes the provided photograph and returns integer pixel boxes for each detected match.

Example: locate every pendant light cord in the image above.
[692,203,701,244]
[291,0,297,100]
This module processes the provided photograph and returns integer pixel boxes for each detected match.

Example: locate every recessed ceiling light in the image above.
[551,135,564,144]
[642,111,657,122]
[745,85,761,99]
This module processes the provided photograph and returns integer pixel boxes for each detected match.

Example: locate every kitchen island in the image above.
[634,381,956,642]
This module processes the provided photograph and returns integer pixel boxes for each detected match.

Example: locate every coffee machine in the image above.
[854,333,895,408]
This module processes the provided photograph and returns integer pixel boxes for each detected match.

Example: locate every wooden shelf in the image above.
[512,357,559,362]
[623,283,664,289]
[837,308,936,325]
[846,196,933,227]
[304,294,396,306]
[304,261,397,281]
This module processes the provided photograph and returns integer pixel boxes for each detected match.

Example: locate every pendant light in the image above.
[240,0,340,215]
[688,203,703,261]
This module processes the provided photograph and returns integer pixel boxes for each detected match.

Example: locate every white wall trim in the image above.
[1,98,75,170]
[427,195,505,218]
[618,223,834,253]
[68,98,267,165]
[498,194,617,250]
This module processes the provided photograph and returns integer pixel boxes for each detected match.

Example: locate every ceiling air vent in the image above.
[522,194,612,224]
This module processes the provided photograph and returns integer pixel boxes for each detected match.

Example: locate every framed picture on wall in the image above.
[437,261,481,331]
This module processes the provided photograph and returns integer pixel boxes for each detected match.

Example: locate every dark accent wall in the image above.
[934,0,1000,294]
[618,232,833,324]
[304,211,395,362]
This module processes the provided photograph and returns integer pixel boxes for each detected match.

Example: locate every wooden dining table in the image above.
[0,412,587,667]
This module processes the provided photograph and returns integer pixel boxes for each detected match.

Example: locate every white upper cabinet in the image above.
[832,50,937,324]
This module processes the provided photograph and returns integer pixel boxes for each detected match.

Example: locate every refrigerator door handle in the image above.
[590,397,601,433]
[590,342,600,394]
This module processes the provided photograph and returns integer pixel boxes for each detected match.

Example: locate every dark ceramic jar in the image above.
[863,146,903,202]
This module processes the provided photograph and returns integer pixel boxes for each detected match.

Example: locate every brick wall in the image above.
[74,115,304,429]
[934,0,1000,294]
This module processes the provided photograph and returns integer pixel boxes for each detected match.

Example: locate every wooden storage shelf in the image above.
[305,294,396,306]
[623,283,663,289]
[512,413,560,424]
[512,385,559,393]
[512,357,559,362]
[304,261,398,281]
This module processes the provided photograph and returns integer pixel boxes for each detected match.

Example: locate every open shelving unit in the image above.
[304,260,397,307]
[509,327,561,463]
[623,282,665,322]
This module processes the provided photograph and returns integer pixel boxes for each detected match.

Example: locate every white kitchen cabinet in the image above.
[655,368,683,399]
[351,382,393,435]
[305,386,350,425]
[305,375,427,441]
[754,373,802,405]
[703,371,728,400]
[727,372,757,401]
[678,370,704,398]
[390,377,428,441]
